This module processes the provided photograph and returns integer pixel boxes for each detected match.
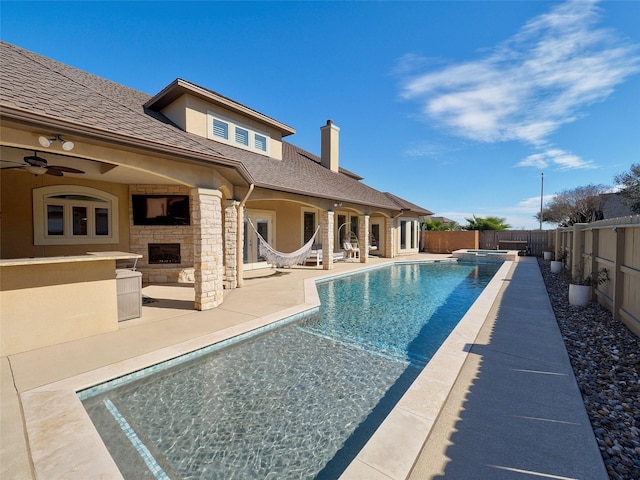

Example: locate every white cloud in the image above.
[398,0,640,146]
[402,141,458,159]
[516,148,595,170]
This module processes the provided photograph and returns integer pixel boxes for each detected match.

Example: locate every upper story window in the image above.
[208,112,270,155]
[235,127,249,146]
[213,119,229,140]
[255,133,267,152]
[33,185,119,245]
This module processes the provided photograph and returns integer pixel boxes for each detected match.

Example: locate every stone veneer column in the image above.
[237,204,246,288]
[321,210,334,270]
[191,188,224,310]
[386,217,396,258]
[223,200,238,290]
[359,215,369,263]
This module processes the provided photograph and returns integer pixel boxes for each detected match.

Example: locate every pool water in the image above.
[82,261,500,479]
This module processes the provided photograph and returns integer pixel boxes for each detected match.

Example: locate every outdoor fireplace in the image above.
[148,243,181,264]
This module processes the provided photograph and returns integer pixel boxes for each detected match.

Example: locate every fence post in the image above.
[572,223,588,281]
[613,226,625,322]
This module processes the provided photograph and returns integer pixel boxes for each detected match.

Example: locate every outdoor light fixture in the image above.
[38,134,75,151]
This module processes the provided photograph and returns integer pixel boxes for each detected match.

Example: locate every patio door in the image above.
[244,211,274,270]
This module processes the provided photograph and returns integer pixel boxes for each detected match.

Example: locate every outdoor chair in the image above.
[343,242,360,261]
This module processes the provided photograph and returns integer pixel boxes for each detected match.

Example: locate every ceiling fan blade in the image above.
[45,168,64,177]
[24,155,48,167]
[0,166,26,170]
[1,159,28,166]
[48,165,85,174]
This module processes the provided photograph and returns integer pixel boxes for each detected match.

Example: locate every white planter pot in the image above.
[550,261,563,273]
[543,251,552,260]
[569,284,591,307]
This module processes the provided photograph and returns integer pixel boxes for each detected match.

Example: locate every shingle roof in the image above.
[0,41,431,214]
[601,193,634,219]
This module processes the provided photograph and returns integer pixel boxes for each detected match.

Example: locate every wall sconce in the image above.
[334,202,343,208]
[612,226,618,232]
[38,134,74,151]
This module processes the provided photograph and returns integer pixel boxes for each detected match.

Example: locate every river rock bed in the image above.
[538,259,640,479]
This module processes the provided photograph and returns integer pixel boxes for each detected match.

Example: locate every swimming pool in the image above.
[81,261,501,479]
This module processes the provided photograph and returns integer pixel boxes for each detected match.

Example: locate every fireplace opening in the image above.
[148,243,181,264]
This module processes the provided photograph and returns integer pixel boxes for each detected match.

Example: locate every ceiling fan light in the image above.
[25,165,48,175]
[38,136,53,148]
[61,140,74,151]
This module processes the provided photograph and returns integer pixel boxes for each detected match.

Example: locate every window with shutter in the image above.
[255,134,267,152]
[213,119,228,139]
[209,113,270,155]
[235,127,249,146]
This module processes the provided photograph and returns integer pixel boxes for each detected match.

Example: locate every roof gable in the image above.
[145,79,296,137]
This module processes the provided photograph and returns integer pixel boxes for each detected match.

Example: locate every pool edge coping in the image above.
[338,260,513,480]
[20,258,511,480]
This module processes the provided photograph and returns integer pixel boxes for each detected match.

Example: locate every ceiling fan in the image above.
[0,151,85,176]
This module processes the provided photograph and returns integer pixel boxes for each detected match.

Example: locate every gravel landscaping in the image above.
[539,259,640,480]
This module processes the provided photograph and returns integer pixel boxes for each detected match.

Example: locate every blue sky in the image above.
[2,0,639,229]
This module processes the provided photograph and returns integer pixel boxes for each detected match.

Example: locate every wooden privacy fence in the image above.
[422,230,478,254]
[556,215,640,338]
[422,230,555,256]
[479,230,556,257]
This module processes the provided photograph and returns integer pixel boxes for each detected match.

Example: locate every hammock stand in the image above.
[247,220,320,268]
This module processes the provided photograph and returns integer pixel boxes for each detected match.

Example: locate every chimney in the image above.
[321,119,340,172]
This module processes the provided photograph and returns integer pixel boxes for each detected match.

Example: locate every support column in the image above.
[359,215,369,263]
[321,210,334,270]
[386,217,396,258]
[237,204,246,288]
[223,200,238,290]
[191,188,224,310]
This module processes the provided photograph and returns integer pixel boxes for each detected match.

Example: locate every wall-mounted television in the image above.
[132,195,190,225]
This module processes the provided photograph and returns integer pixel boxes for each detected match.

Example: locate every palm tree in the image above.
[463,215,510,231]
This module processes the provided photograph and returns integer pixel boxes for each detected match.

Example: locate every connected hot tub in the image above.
[452,249,519,262]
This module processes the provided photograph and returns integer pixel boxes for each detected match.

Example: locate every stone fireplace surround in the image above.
[129,185,195,284]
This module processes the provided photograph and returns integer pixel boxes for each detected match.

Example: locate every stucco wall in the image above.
[0,171,130,259]
[0,260,119,356]
[246,200,311,252]
[161,93,284,160]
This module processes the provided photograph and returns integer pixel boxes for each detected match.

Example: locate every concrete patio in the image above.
[1,255,607,479]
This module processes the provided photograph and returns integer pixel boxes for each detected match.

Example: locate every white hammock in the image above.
[248,220,320,268]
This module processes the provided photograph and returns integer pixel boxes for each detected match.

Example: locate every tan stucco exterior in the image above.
[0,259,118,356]
[0,170,131,258]
[0,61,430,357]
[160,93,284,160]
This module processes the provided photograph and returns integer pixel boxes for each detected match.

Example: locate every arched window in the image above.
[33,185,119,245]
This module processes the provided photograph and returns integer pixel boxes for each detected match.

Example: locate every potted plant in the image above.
[568,267,609,307]
[550,250,566,274]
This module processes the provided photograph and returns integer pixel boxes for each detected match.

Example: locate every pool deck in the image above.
[1,254,607,479]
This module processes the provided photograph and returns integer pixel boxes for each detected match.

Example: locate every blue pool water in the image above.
[82,261,500,479]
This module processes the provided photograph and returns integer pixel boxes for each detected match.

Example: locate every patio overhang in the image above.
[0,108,255,188]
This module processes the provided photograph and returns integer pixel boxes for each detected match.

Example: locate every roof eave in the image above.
[0,105,256,185]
